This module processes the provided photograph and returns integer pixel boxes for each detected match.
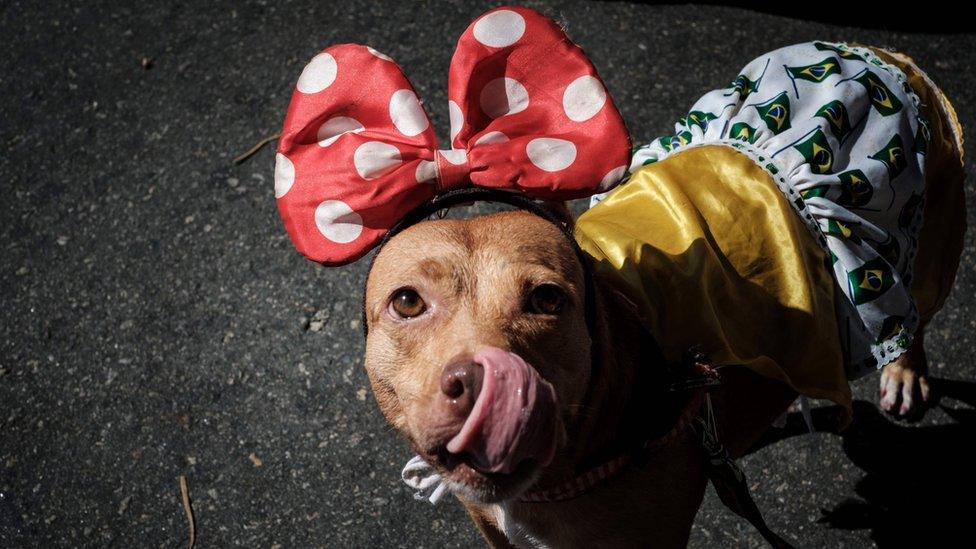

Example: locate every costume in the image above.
[273,5,965,509]
[578,42,965,417]
[272,6,629,266]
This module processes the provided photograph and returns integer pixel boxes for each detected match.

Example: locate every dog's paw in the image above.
[879,349,931,417]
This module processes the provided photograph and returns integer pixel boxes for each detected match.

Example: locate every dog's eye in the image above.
[526,284,565,315]
[390,288,427,319]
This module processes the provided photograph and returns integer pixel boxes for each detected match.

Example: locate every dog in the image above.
[271,7,965,547]
[358,52,964,548]
[363,206,802,546]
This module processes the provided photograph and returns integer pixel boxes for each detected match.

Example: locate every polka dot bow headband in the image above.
[274,6,631,265]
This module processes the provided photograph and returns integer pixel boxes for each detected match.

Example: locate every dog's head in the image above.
[363,209,594,502]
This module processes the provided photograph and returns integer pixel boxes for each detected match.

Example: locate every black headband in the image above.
[360,187,597,341]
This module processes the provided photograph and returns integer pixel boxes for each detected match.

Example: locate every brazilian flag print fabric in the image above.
[594,42,927,378]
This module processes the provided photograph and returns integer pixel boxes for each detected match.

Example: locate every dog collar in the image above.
[402,361,718,504]
[401,390,706,504]
[517,388,706,502]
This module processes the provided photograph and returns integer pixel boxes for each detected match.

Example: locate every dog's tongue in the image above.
[446,347,558,474]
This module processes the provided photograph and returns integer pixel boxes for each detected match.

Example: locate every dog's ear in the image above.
[588,260,647,334]
[536,200,575,229]
[585,256,672,385]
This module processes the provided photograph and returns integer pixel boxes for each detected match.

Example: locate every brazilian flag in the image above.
[847,257,896,305]
[837,169,873,206]
[683,111,718,131]
[786,57,841,83]
[753,92,792,134]
[725,74,761,99]
[659,131,692,152]
[914,119,929,156]
[898,192,923,228]
[800,185,829,199]
[875,233,901,268]
[793,129,834,174]
[674,130,693,146]
[877,315,906,344]
[825,219,861,243]
[728,122,758,144]
[852,69,903,116]
[815,100,853,143]
[870,134,907,179]
[813,42,864,61]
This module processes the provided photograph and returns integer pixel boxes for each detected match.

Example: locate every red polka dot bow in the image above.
[274,6,631,265]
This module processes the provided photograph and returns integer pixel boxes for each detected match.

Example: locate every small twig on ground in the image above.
[233,132,281,165]
[179,475,196,549]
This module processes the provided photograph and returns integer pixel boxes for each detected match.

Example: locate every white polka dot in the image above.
[562,75,607,122]
[315,200,363,244]
[472,10,526,48]
[317,117,364,147]
[474,131,509,146]
[353,141,402,180]
[389,89,429,137]
[367,47,393,61]
[480,77,529,118]
[526,138,577,172]
[415,160,437,183]
[599,165,627,191]
[296,52,338,94]
[448,100,464,143]
[274,153,295,198]
[439,149,467,165]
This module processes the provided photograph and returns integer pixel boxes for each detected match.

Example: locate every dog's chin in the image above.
[429,449,542,504]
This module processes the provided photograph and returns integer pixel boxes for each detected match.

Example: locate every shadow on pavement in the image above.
[749,378,976,546]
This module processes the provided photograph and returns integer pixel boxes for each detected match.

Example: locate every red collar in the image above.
[518,388,706,503]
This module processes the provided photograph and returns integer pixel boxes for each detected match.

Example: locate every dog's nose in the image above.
[439,360,484,416]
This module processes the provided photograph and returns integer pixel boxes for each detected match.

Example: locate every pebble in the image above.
[307,309,329,332]
[118,495,132,515]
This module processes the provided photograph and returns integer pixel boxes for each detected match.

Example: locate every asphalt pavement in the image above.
[2,1,974,547]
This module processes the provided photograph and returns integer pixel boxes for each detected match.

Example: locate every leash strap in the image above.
[696,403,795,549]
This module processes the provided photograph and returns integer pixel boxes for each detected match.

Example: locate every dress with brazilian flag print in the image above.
[593,42,928,379]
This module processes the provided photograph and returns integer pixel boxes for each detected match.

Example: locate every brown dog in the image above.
[356,47,966,548]
[363,209,800,546]
[360,73,964,549]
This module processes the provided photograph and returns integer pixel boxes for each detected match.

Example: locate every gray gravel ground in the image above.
[2,1,974,547]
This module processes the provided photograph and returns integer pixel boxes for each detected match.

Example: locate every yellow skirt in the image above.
[575,144,853,416]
